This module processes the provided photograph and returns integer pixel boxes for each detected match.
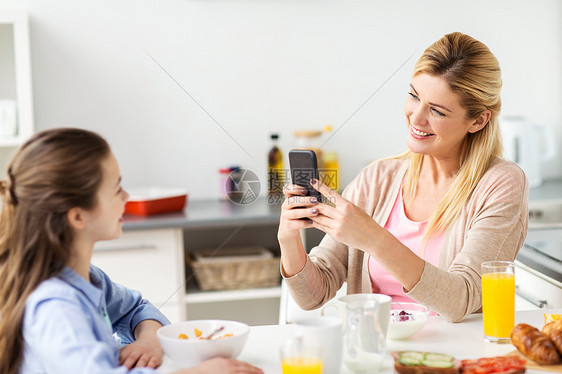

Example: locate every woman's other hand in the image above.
[308,179,378,252]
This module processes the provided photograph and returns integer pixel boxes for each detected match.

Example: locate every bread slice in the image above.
[393,352,461,374]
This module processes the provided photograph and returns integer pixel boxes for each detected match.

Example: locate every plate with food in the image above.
[393,351,526,374]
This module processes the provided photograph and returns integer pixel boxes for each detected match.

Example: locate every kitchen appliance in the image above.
[499,116,557,188]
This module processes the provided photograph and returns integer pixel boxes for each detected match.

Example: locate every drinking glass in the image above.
[293,316,343,374]
[481,261,515,343]
[280,336,322,374]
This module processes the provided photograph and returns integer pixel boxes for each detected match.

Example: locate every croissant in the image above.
[542,320,562,354]
[510,323,561,365]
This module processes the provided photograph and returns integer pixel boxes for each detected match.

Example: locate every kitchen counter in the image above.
[121,189,562,295]
[528,178,562,201]
[122,197,281,231]
[122,178,562,232]
[158,307,562,374]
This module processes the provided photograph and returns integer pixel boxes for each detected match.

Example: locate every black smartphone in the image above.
[289,149,322,202]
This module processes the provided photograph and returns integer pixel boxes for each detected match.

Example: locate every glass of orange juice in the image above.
[280,337,322,374]
[481,261,515,343]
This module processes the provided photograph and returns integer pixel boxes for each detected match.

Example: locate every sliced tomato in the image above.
[474,366,495,374]
[461,356,526,374]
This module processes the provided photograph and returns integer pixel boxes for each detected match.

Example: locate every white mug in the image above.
[0,100,17,137]
[323,293,392,337]
[292,316,343,374]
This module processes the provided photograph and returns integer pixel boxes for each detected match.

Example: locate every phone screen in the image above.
[289,149,321,201]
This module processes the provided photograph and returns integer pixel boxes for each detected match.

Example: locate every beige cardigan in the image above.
[284,157,529,322]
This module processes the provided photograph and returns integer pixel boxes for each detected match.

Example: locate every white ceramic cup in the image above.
[292,316,343,374]
[323,293,392,338]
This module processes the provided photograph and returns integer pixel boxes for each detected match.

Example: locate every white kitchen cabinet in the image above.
[92,228,186,323]
[515,260,562,310]
[182,223,286,326]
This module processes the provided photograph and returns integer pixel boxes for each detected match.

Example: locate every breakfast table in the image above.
[157,308,562,374]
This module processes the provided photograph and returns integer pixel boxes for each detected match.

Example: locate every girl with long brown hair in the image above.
[0,128,262,374]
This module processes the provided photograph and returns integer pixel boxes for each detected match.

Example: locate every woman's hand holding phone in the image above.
[278,182,319,241]
[277,180,321,277]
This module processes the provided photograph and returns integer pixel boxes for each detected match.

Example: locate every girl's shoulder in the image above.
[25,276,81,314]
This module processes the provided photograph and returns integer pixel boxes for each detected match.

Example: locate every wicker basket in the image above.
[187,246,281,291]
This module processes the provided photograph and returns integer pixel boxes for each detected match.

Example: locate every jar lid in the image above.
[293,130,322,138]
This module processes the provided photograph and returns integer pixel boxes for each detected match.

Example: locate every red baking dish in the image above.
[125,188,188,216]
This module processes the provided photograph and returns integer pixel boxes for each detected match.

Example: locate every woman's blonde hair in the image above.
[402,32,503,242]
[0,128,110,374]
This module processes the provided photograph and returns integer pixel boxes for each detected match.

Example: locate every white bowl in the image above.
[387,302,429,340]
[157,320,250,368]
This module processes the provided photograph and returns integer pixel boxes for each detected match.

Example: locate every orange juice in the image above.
[482,272,515,339]
[282,357,322,374]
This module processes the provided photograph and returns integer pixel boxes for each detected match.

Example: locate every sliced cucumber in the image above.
[398,351,425,366]
[424,353,454,362]
[397,351,455,368]
[398,357,422,366]
[399,351,425,361]
[421,359,454,369]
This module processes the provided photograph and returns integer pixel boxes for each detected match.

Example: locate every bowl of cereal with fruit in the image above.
[157,319,250,368]
[387,302,429,340]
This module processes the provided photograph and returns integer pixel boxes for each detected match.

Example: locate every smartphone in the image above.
[289,149,322,202]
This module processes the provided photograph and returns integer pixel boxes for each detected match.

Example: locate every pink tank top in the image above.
[368,184,444,304]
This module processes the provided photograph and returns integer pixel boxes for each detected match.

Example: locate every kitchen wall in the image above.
[0,0,561,199]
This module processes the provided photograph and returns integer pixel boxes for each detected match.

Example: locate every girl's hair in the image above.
[401,32,503,242]
[0,128,110,374]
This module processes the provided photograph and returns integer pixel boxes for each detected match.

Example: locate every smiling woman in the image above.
[278,32,528,323]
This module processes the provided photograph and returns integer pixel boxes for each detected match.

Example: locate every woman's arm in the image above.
[278,184,320,277]
[307,179,426,291]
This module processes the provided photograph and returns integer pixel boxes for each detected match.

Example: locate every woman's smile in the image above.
[410,125,435,139]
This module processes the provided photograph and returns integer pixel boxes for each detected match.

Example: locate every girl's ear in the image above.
[66,207,86,230]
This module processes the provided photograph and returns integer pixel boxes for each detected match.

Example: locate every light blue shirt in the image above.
[20,265,170,374]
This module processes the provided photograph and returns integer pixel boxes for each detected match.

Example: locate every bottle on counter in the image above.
[218,167,232,200]
[293,127,341,191]
[268,133,285,204]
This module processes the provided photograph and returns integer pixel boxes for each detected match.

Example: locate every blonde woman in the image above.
[278,32,528,322]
